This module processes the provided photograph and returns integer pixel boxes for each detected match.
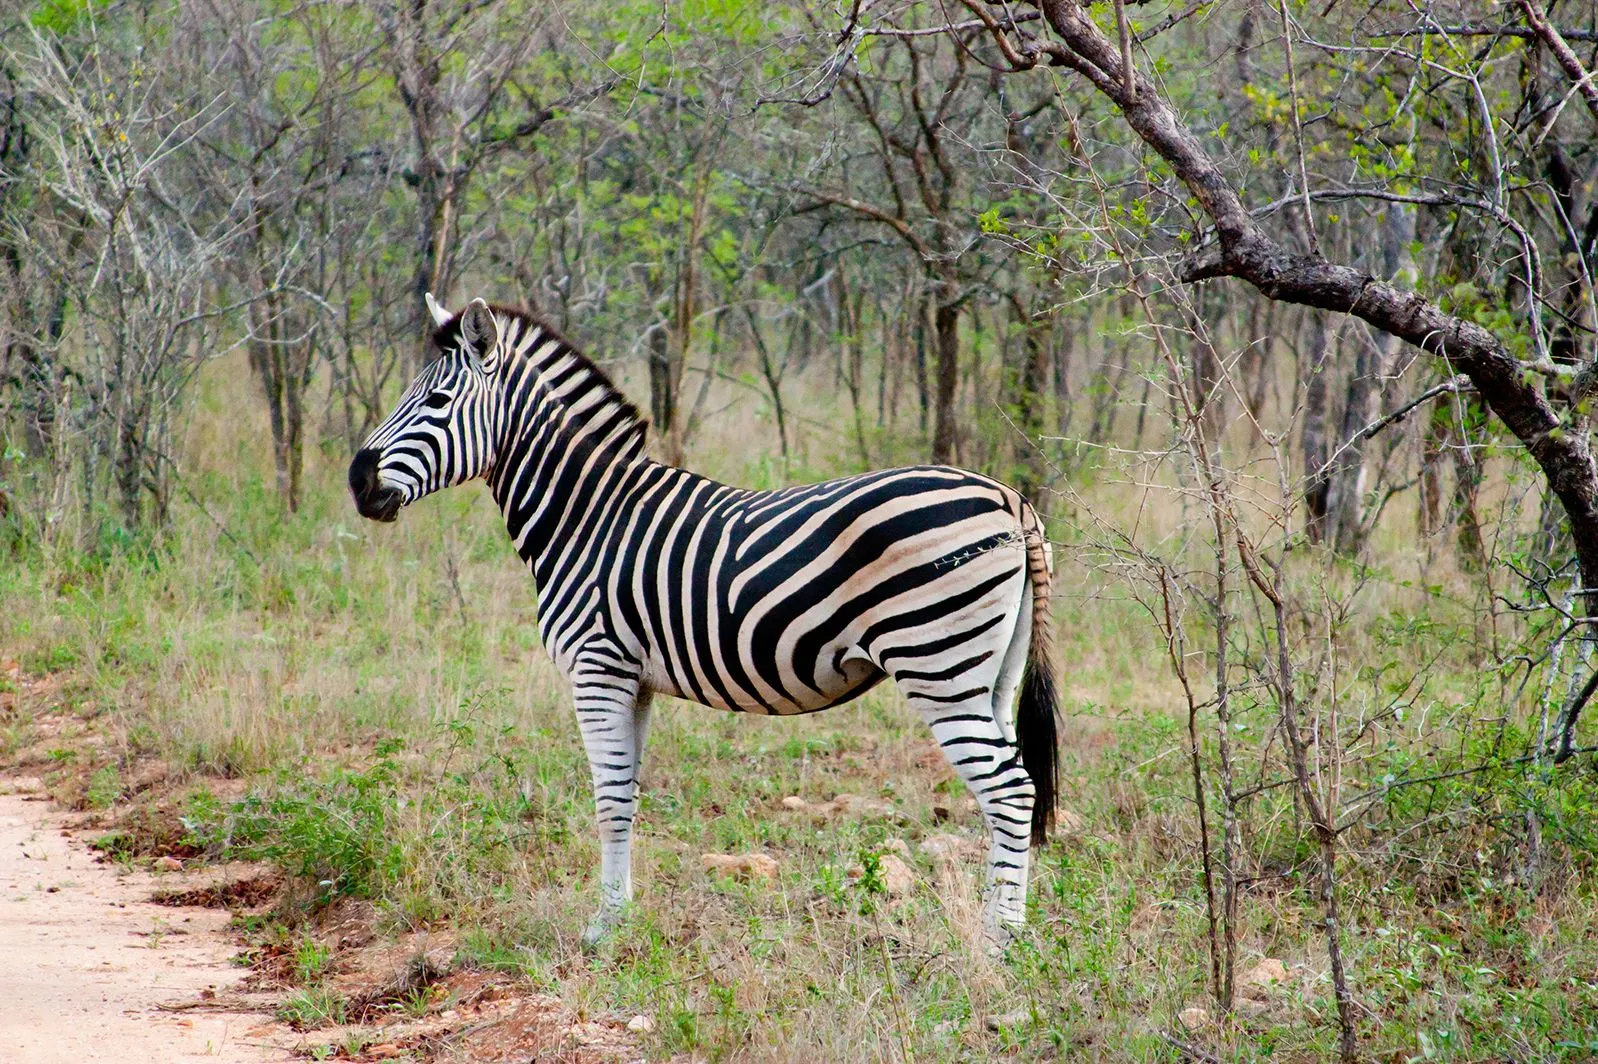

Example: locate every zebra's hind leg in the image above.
[572,665,647,948]
[901,683,1036,947]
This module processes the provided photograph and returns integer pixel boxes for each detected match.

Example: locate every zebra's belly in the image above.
[639,645,886,715]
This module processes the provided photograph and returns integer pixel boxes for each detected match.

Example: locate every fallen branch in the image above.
[154,995,265,1013]
[1161,1032,1225,1064]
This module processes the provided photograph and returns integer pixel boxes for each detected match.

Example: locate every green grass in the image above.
[278,984,346,1029]
[3,358,1598,1061]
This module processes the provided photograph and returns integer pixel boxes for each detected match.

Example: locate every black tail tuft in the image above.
[1017,647,1060,847]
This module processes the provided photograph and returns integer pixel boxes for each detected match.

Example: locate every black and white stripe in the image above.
[350,297,1061,944]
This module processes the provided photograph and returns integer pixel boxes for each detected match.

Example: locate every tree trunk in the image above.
[932,297,960,464]
[1241,299,1271,420]
[842,284,872,467]
[1324,330,1377,553]
[914,289,930,435]
[1420,405,1444,541]
[1008,293,1053,507]
[1054,318,1075,441]
[647,323,679,464]
[1452,393,1487,570]
[1323,204,1417,553]
[1300,314,1331,542]
[1185,295,1227,447]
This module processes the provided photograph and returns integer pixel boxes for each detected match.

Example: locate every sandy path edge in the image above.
[0,780,293,1063]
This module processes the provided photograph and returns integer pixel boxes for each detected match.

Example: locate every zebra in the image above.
[349,295,1061,946]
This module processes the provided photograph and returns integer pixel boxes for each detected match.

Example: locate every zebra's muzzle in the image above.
[349,448,403,523]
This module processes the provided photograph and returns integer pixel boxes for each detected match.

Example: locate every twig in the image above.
[1114,0,1136,102]
[1373,24,1598,43]
[1137,1,1212,43]
[1555,668,1598,763]
[645,0,670,46]
[1161,1032,1224,1064]
[1341,376,1474,452]
[1342,744,1598,811]
[173,475,261,566]
[154,995,264,1013]
[864,11,1040,39]
[1277,0,1315,253]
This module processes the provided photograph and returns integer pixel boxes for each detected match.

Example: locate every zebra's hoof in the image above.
[980,912,1021,955]
[581,912,621,950]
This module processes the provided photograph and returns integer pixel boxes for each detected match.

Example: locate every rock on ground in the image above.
[778,794,901,821]
[919,833,983,862]
[845,853,916,896]
[1240,958,1291,1000]
[699,852,779,882]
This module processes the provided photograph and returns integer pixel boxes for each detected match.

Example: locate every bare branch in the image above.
[1373,23,1598,44]
[1516,0,1598,126]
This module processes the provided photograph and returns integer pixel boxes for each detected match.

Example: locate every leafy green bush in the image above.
[225,740,407,904]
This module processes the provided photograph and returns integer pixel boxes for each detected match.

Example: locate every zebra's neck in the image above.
[484,310,654,580]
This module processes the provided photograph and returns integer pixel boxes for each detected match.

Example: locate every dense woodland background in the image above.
[5,1,1598,1060]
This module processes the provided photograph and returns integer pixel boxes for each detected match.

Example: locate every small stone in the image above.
[626,1014,654,1033]
[1178,1006,1210,1029]
[700,853,779,882]
[880,838,912,859]
[877,854,915,895]
[366,1045,404,1059]
[845,853,915,896]
[920,833,980,862]
[1240,958,1290,1000]
[780,794,899,821]
[153,856,182,872]
[984,1008,1032,1031]
[831,794,898,819]
[130,763,169,793]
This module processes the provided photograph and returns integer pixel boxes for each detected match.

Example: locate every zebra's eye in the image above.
[422,390,452,410]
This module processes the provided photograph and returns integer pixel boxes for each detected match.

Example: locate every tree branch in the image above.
[1373,24,1598,44]
[790,185,931,260]
[1015,0,1598,617]
[1516,0,1598,126]
[480,79,619,148]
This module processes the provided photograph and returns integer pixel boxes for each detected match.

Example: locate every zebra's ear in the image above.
[459,298,500,372]
[425,291,452,327]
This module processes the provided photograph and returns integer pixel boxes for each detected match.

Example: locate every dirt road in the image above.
[0,782,290,1064]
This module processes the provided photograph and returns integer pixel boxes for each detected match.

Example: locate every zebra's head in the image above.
[349,295,502,523]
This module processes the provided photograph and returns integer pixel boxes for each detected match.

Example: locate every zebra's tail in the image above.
[1018,513,1060,847]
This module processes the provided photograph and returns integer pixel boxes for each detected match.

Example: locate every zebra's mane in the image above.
[432,303,649,455]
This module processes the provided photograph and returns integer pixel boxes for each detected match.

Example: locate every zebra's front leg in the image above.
[573,668,648,948]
